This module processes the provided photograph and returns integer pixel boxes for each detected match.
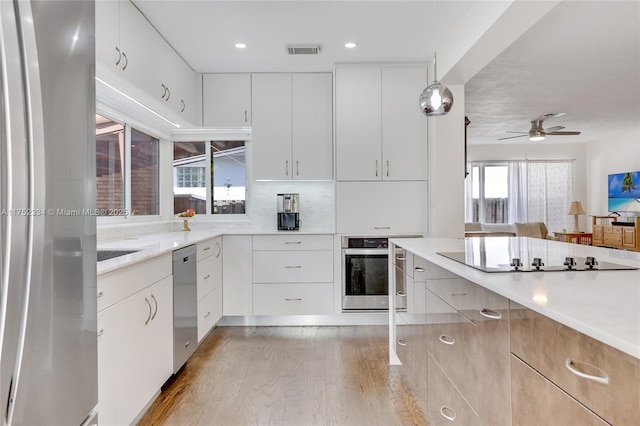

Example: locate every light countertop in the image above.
[390,236,640,359]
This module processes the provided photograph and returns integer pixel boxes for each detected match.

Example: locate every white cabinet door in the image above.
[252,74,292,180]
[203,74,252,127]
[97,305,118,426]
[197,256,216,300]
[336,67,382,181]
[336,181,427,234]
[292,73,333,180]
[381,67,428,181]
[95,0,120,71]
[253,251,333,283]
[162,44,200,124]
[222,235,253,315]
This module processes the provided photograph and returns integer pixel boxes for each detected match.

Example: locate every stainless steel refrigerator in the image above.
[0,1,97,424]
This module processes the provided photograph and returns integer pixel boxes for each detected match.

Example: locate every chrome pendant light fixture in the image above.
[420,52,453,116]
[420,1,453,116]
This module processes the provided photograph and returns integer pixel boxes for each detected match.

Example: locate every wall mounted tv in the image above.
[608,171,640,213]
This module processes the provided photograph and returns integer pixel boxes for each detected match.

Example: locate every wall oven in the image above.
[342,237,408,312]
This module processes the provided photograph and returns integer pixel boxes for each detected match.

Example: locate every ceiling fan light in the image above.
[529,130,545,141]
[420,81,453,116]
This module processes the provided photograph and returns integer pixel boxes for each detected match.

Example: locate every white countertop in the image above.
[97,228,333,275]
[390,236,640,360]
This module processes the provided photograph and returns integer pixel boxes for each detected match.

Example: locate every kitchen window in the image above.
[96,114,159,217]
[173,140,246,215]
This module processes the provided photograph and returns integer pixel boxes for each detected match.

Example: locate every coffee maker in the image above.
[277,193,300,231]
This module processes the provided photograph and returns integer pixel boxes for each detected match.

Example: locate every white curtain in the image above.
[527,161,572,232]
[508,161,528,223]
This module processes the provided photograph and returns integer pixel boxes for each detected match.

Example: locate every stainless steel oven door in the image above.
[342,248,407,311]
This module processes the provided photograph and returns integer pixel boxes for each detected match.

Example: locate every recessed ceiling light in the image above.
[344,42,357,49]
[235,43,247,49]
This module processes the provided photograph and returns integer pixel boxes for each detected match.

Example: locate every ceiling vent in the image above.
[286,44,322,55]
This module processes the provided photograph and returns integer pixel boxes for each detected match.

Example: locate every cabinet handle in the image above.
[121,52,128,70]
[185,341,191,348]
[203,246,211,251]
[97,329,105,337]
[386,160,390,177]
[284,241,302,245]
[440,405,456,422]
[285,298,302,301]
[151,294,158,320]
[204,312,211,318]
[296,160,299,176]
[97,291,104,299]
[285,160,289,176]
[450,293,467,297]
[165,86,170,101]
[180,99,185,112]
[565,358,610,385]
[397,292,405,296]
[396,256,406,261]
[115,46,121,66]
[285,265,302,269]
[439,334,455,345]
[205,274,211,279]
[144,298,152,325]
[397,339,407,347]
[479,308,502,320]
[374,226,391,230]
[161,84,167,99]
[375,160,379,177]
[215,241,221,258]
[414,267,425,273]
[244,110,248,122]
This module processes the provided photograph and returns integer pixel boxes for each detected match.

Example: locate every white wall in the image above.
[586,129,640,224]
[467,142,588,231]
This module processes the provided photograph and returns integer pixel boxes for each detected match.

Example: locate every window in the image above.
[173,140,246,215]
[466,160,573,230]
[96,114,159,217]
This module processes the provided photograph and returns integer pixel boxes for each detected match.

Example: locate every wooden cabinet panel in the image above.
[427,353,478,426]
[511,354,608,426]
[510,303,640,425]
[623,227,636,248]
[253,283,333,315]
[203,73,251,127]
[592,224,604,245]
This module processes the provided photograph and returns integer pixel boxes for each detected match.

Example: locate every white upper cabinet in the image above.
[336,65,427,181]
[96,0,200,124]
[252,73,333,181]
[203,73,252,127]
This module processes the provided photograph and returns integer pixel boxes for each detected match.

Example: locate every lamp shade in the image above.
[567,201,586,216]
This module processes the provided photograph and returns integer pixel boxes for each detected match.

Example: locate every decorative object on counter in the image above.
[177,208,196,231]
[568,201,586,232]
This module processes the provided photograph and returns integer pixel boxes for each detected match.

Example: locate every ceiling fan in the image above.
[498,113,581,141]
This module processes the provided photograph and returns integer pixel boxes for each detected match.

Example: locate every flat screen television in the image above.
[608,171,640,213]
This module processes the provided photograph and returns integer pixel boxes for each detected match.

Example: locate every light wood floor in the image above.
[138,326,428,426]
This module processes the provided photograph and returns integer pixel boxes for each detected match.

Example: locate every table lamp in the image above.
[568,201,586,232]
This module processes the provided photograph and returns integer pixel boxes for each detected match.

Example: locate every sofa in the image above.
[465,222,554,240]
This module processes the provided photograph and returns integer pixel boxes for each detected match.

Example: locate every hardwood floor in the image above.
[138,326,428,426]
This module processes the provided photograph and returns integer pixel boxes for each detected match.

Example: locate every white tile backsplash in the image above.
[250,181,335,232]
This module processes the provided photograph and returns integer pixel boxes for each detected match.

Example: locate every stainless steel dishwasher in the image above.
[172,245,197,373]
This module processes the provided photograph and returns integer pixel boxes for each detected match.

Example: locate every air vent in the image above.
[286,44,322,55]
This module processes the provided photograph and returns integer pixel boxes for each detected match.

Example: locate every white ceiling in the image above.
[133,1,640,146]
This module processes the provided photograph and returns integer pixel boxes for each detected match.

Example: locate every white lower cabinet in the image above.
[198,286,223,341]
[98,274,173,425]
[253,283,333,315]
[197,236,223,341]
[222,235,253,316]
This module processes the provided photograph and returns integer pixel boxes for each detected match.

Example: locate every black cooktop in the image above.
[438,251,639,273]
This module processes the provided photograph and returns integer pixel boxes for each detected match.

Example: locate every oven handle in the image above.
[342,248,389,256]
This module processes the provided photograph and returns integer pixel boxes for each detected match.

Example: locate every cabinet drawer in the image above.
[604,226,622,235]
[197,287,221,342]
[426,290,478,409]
[603,233,622,246]
[427,354,478,426]
[511,354,608,426]
[510,304,639,425]
[396,313,428,413]
[98,253,172,312]
[252,234,333,251]
[419,259,459,280]
[426,278,508,324]
[253,250,333,283]
[197,237,221,261]
[253,283,333,315]
[197,257,216,300]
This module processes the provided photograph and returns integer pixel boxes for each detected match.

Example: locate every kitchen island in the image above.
[389,236,640,425]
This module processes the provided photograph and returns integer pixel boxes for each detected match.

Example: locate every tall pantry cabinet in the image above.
[335,65,428,234]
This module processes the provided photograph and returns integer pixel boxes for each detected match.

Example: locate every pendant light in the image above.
[420,2,453,116]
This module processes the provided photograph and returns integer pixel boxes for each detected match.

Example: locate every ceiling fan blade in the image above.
[547,131,581,136]
[543,125,565,132]
[504,131,528,134]
[498,134,528,141]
